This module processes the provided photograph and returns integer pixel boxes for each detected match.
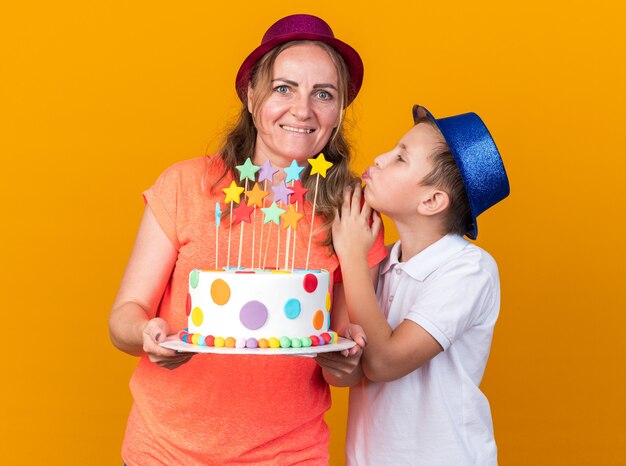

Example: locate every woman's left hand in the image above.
[316,324,367,383]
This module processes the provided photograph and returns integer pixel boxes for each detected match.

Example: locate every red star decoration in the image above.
[233,202,254,224]
[289,180,308,205]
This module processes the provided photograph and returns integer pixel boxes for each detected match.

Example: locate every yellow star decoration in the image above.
[222,181,245,204]
[308,152,334,178]
[281,204,304,230]
[245,182,269,208]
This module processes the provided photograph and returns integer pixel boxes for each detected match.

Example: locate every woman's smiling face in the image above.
[249,42,341,168]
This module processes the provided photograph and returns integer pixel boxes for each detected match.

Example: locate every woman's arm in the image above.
[332,186,442,382]
[317,277,374,387]
[109,205,193,369]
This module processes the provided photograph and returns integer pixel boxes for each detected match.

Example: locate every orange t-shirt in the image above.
[122,156,387,465]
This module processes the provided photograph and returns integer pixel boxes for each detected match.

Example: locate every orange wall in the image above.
[2,1,625,464]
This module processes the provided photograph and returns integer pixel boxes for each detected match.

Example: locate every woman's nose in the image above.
[291,95,312,120]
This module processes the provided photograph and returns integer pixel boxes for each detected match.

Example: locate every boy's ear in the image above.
[417,189,449,217]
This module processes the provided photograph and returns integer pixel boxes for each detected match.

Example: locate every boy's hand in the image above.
[332,184,382,261]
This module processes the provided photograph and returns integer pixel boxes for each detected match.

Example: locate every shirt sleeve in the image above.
[142,164,182,250]
[405,257,499,350]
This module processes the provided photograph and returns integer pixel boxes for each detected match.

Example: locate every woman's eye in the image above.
[396,154,405,162]
[317,90,332,100]
[275,85,289,94]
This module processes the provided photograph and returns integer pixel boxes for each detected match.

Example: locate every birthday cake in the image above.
[178,153,340,350]
[180,268,336,349]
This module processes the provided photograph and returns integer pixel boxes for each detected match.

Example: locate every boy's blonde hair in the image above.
[417,118,473,237]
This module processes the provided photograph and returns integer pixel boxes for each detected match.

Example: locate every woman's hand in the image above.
[142,318,194,370]
[317,324,367,386]
[332,184,382,262]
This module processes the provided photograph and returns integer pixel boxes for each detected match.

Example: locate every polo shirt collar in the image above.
[381,234,470,281]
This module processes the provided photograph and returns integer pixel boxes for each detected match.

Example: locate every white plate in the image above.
[160,336,356,357]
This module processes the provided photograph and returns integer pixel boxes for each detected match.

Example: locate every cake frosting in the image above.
[180,268,338,349]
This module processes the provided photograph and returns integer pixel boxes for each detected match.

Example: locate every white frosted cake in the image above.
[180,268,337,349]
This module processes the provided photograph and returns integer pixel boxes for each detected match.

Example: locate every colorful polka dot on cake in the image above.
[210,279,231,305]
[191,307,204,326]
[312,310,324,330]
[240,301,268,330]
[190,269,200,289]
[303,273,318,293]
[284,298,301,319]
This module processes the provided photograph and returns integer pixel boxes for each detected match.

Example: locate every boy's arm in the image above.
[332,186,442,382]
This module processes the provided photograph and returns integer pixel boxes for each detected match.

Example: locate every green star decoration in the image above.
[222,180,245,204]
[236,158,260,182]
[308,152,334,178]
[261,202,286,225]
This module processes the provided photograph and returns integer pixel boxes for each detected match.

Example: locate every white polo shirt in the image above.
[346,234,500,466]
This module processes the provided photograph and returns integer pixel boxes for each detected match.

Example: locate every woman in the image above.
[109,14,387,464]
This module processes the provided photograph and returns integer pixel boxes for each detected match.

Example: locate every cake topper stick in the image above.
[257,180,267,268]
[284,224,291,270]
[215,202,222,269]
[262,221,272,269]
[237,180,248,269]
[305,153,333,269]
[276,211,281,270]
[261,201,285,269]
[281,204,303,270]
[236,159,260,269]
[282,161,304,269]
[257,161,279,268]
[271,180,293,269]
[289,180,308,271]
[245,182,268,269]
[222,180,245,269]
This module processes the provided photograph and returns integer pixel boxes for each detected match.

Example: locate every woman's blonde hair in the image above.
[212,40,357,248]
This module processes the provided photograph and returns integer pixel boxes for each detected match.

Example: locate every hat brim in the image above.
[236,33,363,107]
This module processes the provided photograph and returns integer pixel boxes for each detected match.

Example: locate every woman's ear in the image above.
[417,190,449,217]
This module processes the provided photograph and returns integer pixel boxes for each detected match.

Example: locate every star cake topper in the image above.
[236,158,260,182]
[308,152,333,178]
[223,181,245,204]
[261,202,286,225]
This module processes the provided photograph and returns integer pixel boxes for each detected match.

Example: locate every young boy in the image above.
[332,105,510,465]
